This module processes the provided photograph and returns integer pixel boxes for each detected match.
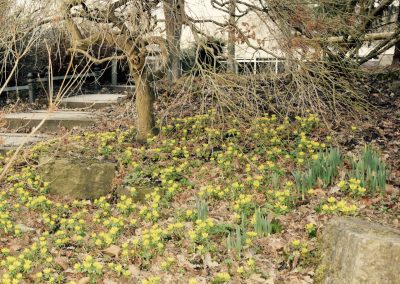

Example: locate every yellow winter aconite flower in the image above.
[301,247,308,255]
[142,276,161,284]
[338,180,347,188]
[305,223,315,231]
[327,196,336,203]
[213,272,231,283]
[291,239,301,247]
[252,180,260,188]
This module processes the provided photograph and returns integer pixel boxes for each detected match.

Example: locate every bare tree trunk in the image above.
[133,70,156,142]
[169,36,182,80]
[392,7,400,66]
[227,0,236,73]
[392,43,400,66]
[163,0,184,81]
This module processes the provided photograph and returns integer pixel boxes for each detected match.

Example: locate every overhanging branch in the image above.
[67,48,127,64]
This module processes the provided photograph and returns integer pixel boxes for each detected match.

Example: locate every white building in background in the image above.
[155,0,283,57]
[155,0,397,69]
[359,46,395,67]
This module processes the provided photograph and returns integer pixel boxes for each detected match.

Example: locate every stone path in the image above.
[61,93,127,109]
[4,110,95,132]
[1,91,128,152]
[103,84,135,92]
[0,133,48,154]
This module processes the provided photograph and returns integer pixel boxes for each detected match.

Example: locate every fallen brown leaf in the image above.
[55,256,69,270]
[103,245,121,258]
[78,277,90,284]
[204,253,219,268]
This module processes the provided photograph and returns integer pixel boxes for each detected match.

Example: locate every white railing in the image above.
[2,72,97,103]
[219,57,285,74]
[239,58,283,74]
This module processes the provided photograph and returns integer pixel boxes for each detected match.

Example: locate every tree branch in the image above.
[67,48,127,64]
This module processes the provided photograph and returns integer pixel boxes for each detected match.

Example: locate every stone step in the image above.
[103,85,135,93]
[0,133,48,154]
[4,110,95,132]
[60,93,127,109]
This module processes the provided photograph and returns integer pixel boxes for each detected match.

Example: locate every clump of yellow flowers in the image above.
[188,218,215,252]
[212,272,231,284]
[338,178,367,196]
[74,255,103,277]
[0,112,384,283]
[320,196,358,214]
[289,239,309,257]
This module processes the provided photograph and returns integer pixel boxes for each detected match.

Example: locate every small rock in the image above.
[16,224,35,233]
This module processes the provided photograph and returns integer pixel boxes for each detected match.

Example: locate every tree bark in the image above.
[392,7,400,66]
[133,70,156,142]
[169,36,182,80]
[62,1,165,142]
[163,0,184,81]
[227,0,236,73]
[392,41,400,66]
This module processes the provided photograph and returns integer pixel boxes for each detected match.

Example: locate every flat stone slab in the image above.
[39,157,116,200]
[0,133,48,153]
[103,85,135,92]
[61,93,127,109]
[4,110,95,132]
